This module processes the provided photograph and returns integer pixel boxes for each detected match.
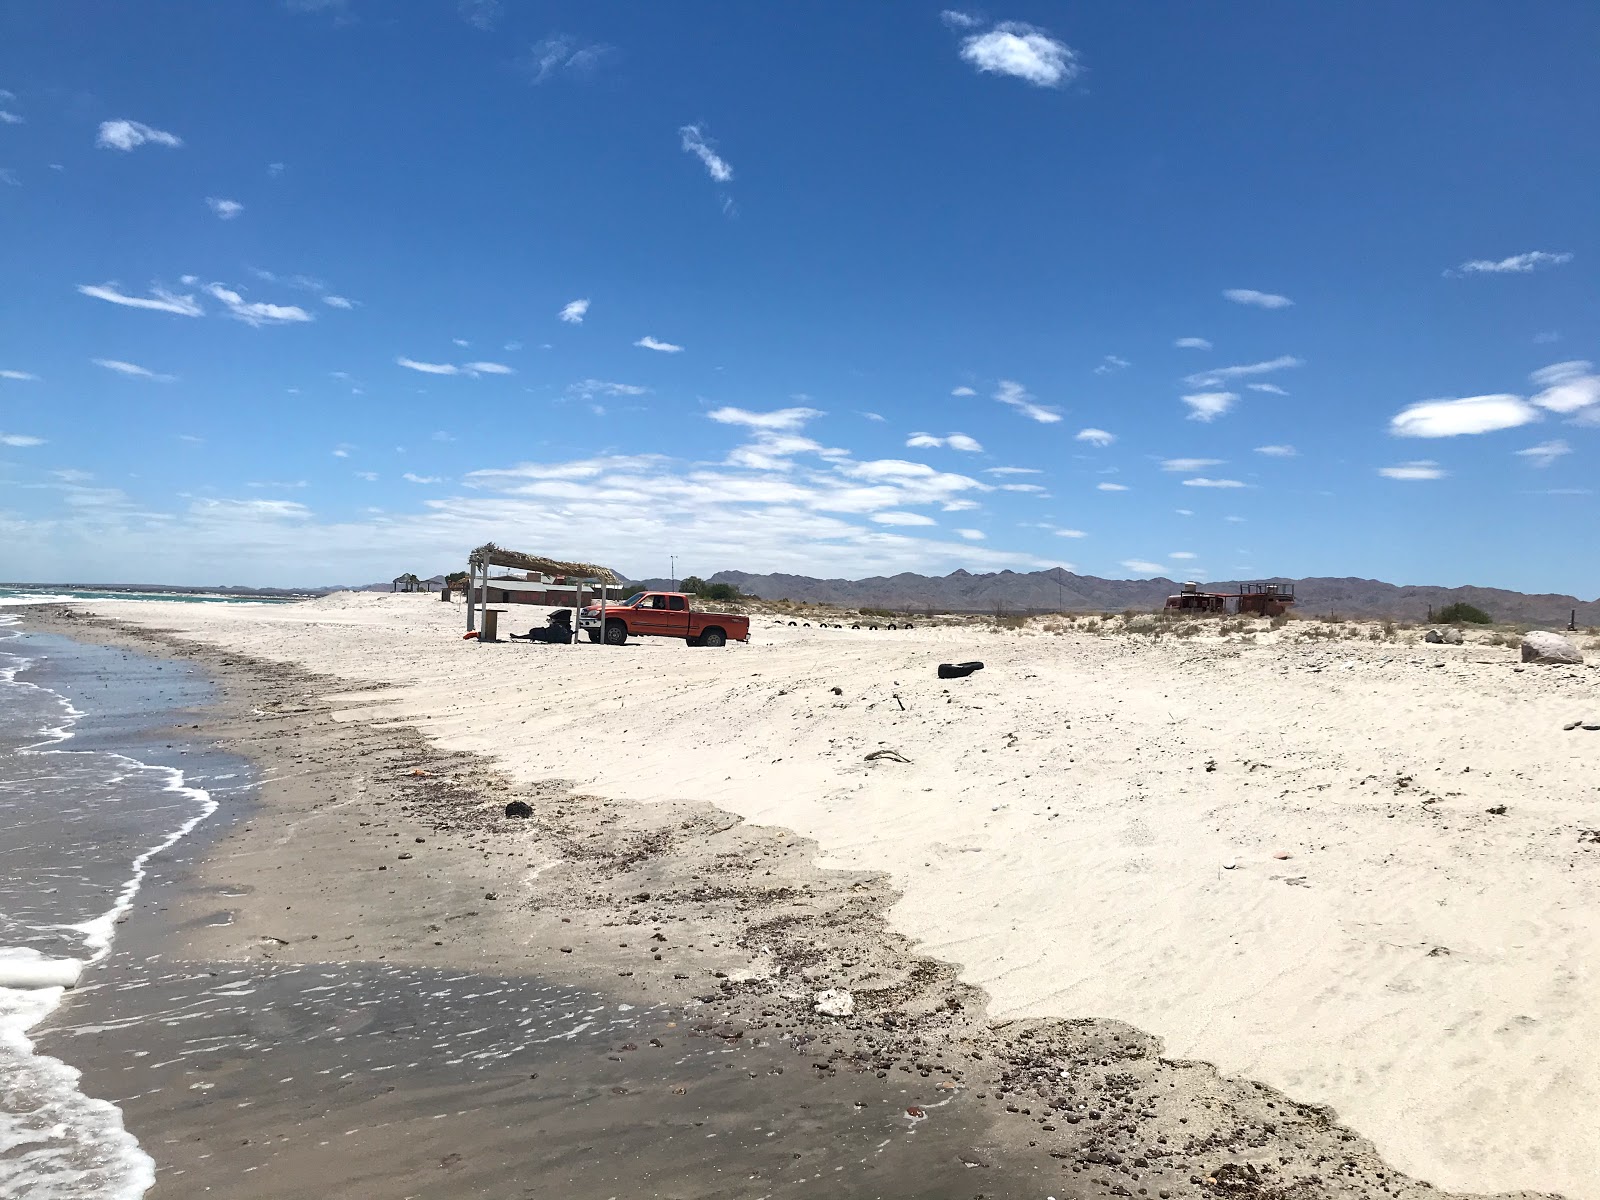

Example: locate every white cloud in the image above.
[1254,444,1297,457]
[1169,551,1197,560]
[985,466,1040,476]
[959,22,1081,87]
[708,406,821,432]
[941,499,981,512]
[940,9,981,28]
[267,162,285,177]
[1449,250,1572,277]
[206,197,244,220]
[0,110,23,125]
[526,34,611,84]
[1529,361,1600,414]
[1379,460,1446,481]
[246,479,309,490]
[999,483,1047,493]
[323,295,354,309]
[1182,391,1237,422]
[907,432,983,452]
[1,369,39,381]
[1175,508,1193,516]
[204,283,312,327]
[403,473,443,484]
[1,432,45,446]
[1174,337,1211,350]
[459,0,500,30]
[1223,288,1293,309]
[993,379,1061,423]
[872,511,939,526]
[0,168,18,187]
[1097,482,1129,492]
[397,358,458,376]
[1185,355,1302,387]
[1054,528,1087,538]
[92,358,174,381]
[1534,331,1561,345]
[1389,394,1539,437]
[679,124,733,182]
[464,361,514,375]
[1247,382,1288,395]
[1515,439,1571,468]
[1093,355,1129,375]
[635,336,683,353]
[96,119,182,151]
[1075,428,1115,447]
[860,411,885,421]
[77,282,202,317]
[1160,457,1222,471]
[1121,560,1167,575]
[559,298,589,324]
[454,338,470,348]
[955,528,985,540]
[355,471,378,481]
[951,386,977,397]
[567,379,648,402]
[1182,477,1248,488]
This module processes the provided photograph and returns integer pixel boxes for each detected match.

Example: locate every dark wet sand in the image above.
[22,607,1547,1200]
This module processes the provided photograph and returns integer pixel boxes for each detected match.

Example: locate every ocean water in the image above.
[0,618,242,1199]
[0,586,295,606]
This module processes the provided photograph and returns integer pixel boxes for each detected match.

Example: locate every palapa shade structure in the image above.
[464,542,623,639]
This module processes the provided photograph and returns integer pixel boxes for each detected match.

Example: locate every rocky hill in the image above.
[685,568,1599,626]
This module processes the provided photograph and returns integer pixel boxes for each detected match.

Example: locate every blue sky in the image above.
[2,2,1597,593]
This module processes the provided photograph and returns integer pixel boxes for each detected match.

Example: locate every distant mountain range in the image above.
[624,569,1599,626]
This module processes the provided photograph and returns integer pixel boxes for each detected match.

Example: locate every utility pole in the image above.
[670,555,677,589]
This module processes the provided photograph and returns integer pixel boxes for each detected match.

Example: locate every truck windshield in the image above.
[621,592,646,607]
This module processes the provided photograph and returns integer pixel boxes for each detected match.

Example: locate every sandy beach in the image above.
[25,593,1600,1198]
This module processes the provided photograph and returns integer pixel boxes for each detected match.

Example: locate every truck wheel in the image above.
[686,635,703,647]
[700,627,726,648]
[586,630,602,643]
[603,620,627,646]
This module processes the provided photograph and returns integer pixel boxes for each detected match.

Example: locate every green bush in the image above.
[1435,602,1491,625]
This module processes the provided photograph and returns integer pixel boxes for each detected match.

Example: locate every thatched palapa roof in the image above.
[469,542,620,585]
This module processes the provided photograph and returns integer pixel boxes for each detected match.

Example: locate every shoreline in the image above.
[21,603,1561,1198]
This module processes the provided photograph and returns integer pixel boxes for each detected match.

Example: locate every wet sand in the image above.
[22,606,1554,1199]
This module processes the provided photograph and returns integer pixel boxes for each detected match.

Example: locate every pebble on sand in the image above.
[814,988,856,1017]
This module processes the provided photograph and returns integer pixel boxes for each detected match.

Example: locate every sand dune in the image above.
[85,591,1600,1197]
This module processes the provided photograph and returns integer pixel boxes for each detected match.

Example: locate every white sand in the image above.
[85,593,1600,1196]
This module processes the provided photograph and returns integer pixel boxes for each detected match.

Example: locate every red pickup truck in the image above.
[579,591,750,647]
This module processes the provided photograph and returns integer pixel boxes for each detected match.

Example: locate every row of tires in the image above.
[779,621,914,630]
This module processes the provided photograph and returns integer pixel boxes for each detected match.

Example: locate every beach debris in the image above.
[1487,805,1508,815]
[864,748,912,763]
[1521,630,1584,665]
[1222,858,1237,870]
[484,891,498,900]
[1424,627,1463,645]
[1580,829,1600,845]
[1565,721,1583,731]
[905,1105,927,1120]
[938,660,985,679]
[0,957,86,989]
[397,851,413,860]
[830,686,843,695]
[1584,722,1600,731]
[1272,851,1291,860]
[1427,945,1452,957]
[813,988,856,1017]
[1204,758,1217,773]
[504,800,533,818]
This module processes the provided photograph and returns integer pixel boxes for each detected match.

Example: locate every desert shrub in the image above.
[1436,602,1491,625]
[1269,612,1290,630]
[1083,619,1101,633]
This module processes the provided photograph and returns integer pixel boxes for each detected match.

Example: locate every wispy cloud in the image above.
[0,369,40,381]
[872,511,938,527]
[206,197,244,220]
[1161,457,1222,471]
[1515,439,1571,468]
[1247,382,1288,395]
[1097,482,1129,492]
[1054,528,1087,538]
[0,432,45,446]
[205,283,312,327]
[985,467,1040,476]
[395,357,514,378]
[96,119,182,151]
[679,124,733,182]
[1223,288,1293,309]
[955,528,986,540]
[1185,355,1302,387]
[458,0,500,29]
[1254,444,1297,457]
[355,471,378,481]
[940,10,981,28]
[958,22,1081,87]
[559,298,589,324]
[323,295,354,309]
[993,379,1061,423]
[1174,337,1211,350]
[1121,560,1167,575]
[1447,250,1572,277]
[635,335,683,353]
[1389,394,1538,437]
[0,110,23,125]
[1075,428,1115,446]
[951,386,977,397]
[1182,477,1248,488]
[77,282,202,317]
[1379,460,1446,480]
[1181,391,1237,422]
[93,358,175,381]
[0,168,18,187]
[525,34,612,83]
[402,473,443,484]
[998,483,1047,494]
[1169,552,1197,560]
[1093,354,1129,375]
[907,432,984,452]
[1529,361,1600,414]
[708,406,821,432]
[567,379,649,401]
